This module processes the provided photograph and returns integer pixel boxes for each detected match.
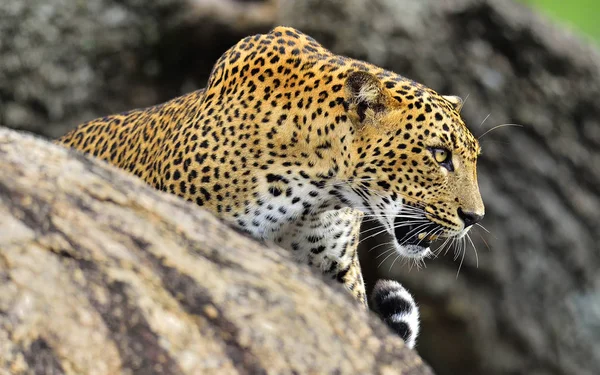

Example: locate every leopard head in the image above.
[342,71,484,258]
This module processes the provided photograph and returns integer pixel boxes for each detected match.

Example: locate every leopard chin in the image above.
[392,242,431,259]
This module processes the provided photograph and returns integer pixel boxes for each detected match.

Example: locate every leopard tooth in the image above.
[427,234,439,241]
[418,233,427,240]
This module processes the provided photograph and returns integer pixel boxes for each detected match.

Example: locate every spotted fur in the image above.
[57,26,485,348]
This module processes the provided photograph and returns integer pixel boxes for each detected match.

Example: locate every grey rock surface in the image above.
[0,127,433,375]
[0,0,275,138]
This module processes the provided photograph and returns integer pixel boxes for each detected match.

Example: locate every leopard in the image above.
[57,26,485,349]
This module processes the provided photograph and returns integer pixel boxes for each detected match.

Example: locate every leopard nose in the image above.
[458,208,484,228]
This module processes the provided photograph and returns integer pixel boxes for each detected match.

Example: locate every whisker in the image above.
[453,237,461,261]
[412,225,443,248]
[456,237,466,279]
[476,231,491,252]
[432,235,452,257]
[378,248,399,268]
[368,241,394,253]
[359,226,394,244]
[389,254,402,272]
[478,123,524,140]
[475,222,490,233]
[442,236,455,257]
[398,223,432,247]
[462,93,470,111]
[360,219,425,234]
[467,233,479,268]
[359,217,430,245]
[352,182,429,209]
[424,228,445,253]
[478,113,491,128]
[474,223,497,241]
[375,247,396,259]
[362,213,425,219]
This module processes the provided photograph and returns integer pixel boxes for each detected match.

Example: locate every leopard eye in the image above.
[433,148,449,163]
[430,148,454,171]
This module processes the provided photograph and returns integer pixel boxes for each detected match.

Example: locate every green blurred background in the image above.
[522,0,600,42]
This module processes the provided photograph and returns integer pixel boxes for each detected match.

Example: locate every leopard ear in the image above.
[345,71,389,126]
[442,95,463,112]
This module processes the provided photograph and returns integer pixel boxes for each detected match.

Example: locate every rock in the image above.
[0,0,276,138]
[3,0,599,373]
[0,127,433,375]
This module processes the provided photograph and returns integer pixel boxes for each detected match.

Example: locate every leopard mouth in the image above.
[393,215,439,249]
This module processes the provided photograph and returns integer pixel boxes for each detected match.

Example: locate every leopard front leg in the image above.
[278,207,367,307]
[333,225,367,307]
[277,208,420,348]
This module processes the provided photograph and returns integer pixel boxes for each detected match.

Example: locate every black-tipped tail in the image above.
[370,279,420,349]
